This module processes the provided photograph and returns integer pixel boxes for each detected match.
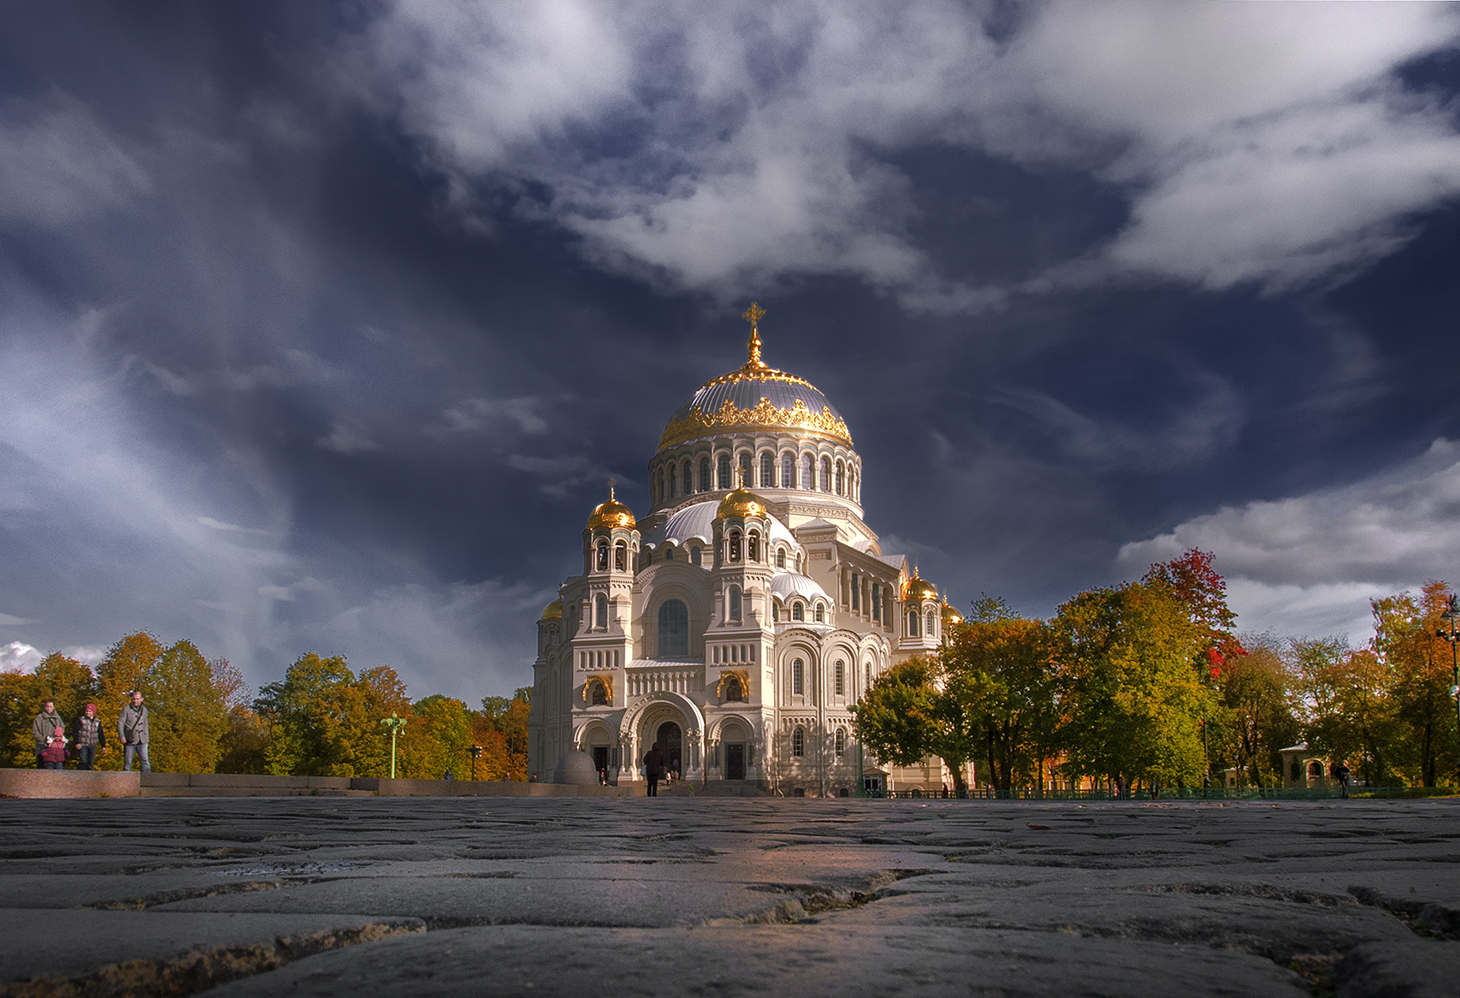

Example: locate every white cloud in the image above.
[317,421,379,454]
[353,1,1460,304]
[258,577,325,603]
[0,93,150,226]
[0,612,40,626]
[441,396,548,435]
[0,641,42,673]
[1118,438,1460,641]
[508,453,623,498]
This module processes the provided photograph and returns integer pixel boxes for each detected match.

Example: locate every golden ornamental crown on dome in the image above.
[541,597,564,621]
[657,303,853,450]
[902,565,938,602]
[716,468,766,520]
[586,480,636,531]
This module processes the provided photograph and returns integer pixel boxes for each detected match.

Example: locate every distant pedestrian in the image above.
[118,690,151,773]
[644,742,665,797]
[599,768,608,786]
[1335,760,1351,799]
[31,700,65,769]
[73,703,106,770]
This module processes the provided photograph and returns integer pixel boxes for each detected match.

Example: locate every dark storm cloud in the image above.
[1,1,1459,697]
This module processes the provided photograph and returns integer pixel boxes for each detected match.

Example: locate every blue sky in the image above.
[2,2,1459,701]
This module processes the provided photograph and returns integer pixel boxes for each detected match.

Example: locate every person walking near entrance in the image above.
[118,690,151,773]
[31,700,65,769]
[644,741,665,797]
[73,703,106,770]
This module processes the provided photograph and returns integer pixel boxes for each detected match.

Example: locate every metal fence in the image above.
[861,785,1439,801]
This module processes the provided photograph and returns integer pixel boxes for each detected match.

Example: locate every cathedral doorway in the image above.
[656,721,682,776]
[725,743,746,780]
[592,745,609,777]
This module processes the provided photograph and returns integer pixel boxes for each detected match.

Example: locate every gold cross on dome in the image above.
[608,478,616,501]
[742,302,766,367]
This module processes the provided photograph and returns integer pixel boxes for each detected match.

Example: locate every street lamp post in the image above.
[469,745,482,782]
[1437,595,1460,787]
[381,712,408,779]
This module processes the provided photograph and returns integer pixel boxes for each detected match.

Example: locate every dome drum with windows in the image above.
[529,303,967,797]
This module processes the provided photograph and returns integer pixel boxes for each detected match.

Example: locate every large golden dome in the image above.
[903,567,938,602]
[658,306,851,451]
[586,482,636,531]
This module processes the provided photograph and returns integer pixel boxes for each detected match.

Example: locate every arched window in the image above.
[590,681,608,706]
[815,603,825,623]
[739,452,752,487]
[872,583,881,621]
[668,464,677,498]
[776,548,786,569]
[728,586,742,621]
[1308,761,1323,778]
[614,541,627,572]
[595,594,608,628]
[851,572,860,611]
[699,457,711,492]
[792,726,805,756]
[908,610,919,637]
[747,531,759,562]
[802,454,813,490]
[596,542,609,572]
[657,599,689,658]
[683,460,693,494]
[926,608,936,635]
[782,453,794,489]
[835,728,846,756]
[664,547,674,561]
[690,546,702,566]
[724,675,743,702]
[642,549,652,567]
[792,658,804,694]
[792,602,804,622]
[761,451,774,487]
[836,460,845,495]
[718,454,732,489]
[728,529,742,562]
[835,660,845,696]
[820,457,831,491]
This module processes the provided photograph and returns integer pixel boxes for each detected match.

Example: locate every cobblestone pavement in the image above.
[0,797,1456,997]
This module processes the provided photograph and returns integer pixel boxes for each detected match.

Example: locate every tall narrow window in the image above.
[728,530,742,562]
[699,457,711,492]
[927,608,936,636]
[657,599,689,657]
[802,454,813,490]
[718,454,732,489]
[792,602,803,622]
[761,451,774,487]
[835,660,845,696]
[835,728,845,756]
[691,546,702,566]
[908,610,919,637]
[664,547,674,561]
[739,452,752,487]
[782,453,794,488]
[872,583,881,621]
[777,548,786,568]
[596,542,609,571]
[728,587,741,621]
[815,603,825,623]
[614,541,627,572]
[683,460,692,493]
[820,457,831,491]
[851,572,860,611]
[792,658,804,694]
[669,465,677,497]
[835,460,845,495]
[595,594,608,628]
[792,727,805,756]
[747,531,759,562]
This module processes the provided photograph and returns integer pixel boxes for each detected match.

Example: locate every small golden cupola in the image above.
[541,598,564,621]
[716,468,766,521]
[941,593,964,629]
[587,480,636,532]
[902,565,938,602]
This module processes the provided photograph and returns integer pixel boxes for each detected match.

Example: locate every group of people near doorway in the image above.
[30,690,153,772]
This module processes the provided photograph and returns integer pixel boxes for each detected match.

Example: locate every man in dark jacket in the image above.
[31,700,65,769]
[643,742,665,797]
[73,702,107,771]
[118,690,151,773]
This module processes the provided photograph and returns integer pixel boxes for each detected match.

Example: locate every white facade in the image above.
[527,326,953,795]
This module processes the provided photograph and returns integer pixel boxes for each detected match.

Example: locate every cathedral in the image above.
[527,306,964,796]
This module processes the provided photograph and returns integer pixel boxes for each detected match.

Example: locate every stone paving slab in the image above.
[0,797,1455,997]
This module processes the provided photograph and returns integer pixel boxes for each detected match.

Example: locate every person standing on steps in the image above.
[643,741,665,797]
[31,700,65,769]
[73,703,106,770]
[118,690,151,773]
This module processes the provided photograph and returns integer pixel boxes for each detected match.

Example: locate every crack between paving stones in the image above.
[0,922,423,998]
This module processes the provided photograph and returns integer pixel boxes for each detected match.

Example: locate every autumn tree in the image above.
[146,640,229,774]
[95,632,164,770]
[1144,548,1245,674]
[1369,581,1457,787]
[1296,637,1396,786]
[404,695,475,779]
[0,653,99,767]
[256,652,355,776]
[1207,634,1300,787]
[1053,578,1211,795]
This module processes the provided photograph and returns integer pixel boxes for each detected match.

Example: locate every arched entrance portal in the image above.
[657,721,682,777]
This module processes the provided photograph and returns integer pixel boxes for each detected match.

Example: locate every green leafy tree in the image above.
[1207,634,1300,787]
[256,652,355,776]
[404,695,474,779]
[1296,637,1397,786]
[146,640,228,773]
[1054,579,1211,795]
[851,658,942,777]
